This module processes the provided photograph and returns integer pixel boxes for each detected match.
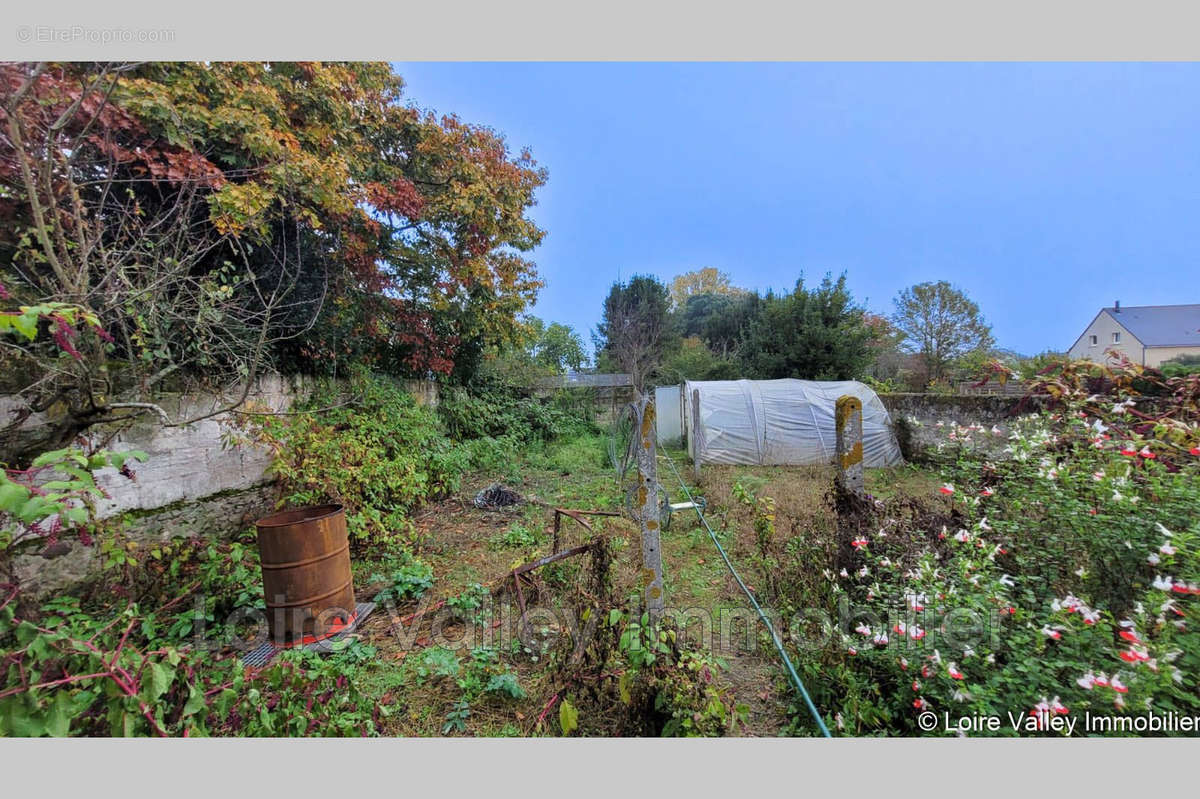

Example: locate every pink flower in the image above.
[1076,672,1096,690]
[1111,676,1128,693]
[909,625,926,641]
[1041,625,1062,640]
[855,623,872,636]
[1138,446,1156,459]
[1093,673,1110,688]
[948,663,964,680]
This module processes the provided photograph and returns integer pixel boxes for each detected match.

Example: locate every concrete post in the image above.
[633,393,664,621]
[835,395,865,496]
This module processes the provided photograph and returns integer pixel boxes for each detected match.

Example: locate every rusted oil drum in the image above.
[255,504,355,643]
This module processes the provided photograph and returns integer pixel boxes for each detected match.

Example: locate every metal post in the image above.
[679,384,687,451]
[835,395,865,496]
[633,392,664,621]
[691,388,702,482]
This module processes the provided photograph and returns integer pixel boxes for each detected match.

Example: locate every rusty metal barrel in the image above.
[255,504,355,643]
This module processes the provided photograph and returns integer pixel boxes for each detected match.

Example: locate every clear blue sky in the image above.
[393,62,1200,357]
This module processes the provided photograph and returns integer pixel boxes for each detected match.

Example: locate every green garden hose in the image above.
[655,442,833,738]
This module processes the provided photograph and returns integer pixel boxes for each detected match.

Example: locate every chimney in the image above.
[1114,299,1120,313]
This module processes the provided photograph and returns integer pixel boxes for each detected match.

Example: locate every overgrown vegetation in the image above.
[712,357,1200,736]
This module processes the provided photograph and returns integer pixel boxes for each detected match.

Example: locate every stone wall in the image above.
[7,375,438,594]
[878,393,1046,462]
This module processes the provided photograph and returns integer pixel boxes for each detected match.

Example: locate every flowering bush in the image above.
[796,377,1199,736]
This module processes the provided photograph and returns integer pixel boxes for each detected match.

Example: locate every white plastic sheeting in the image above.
[680,379,903,467]
[654,384,683,444]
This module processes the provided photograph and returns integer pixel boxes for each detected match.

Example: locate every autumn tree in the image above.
[0,61,546,460]
[594,275,678,391]
[891,281,994,385]
[740,273,875,380]
[669,267,744,309]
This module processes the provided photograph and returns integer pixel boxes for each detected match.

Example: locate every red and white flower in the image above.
[939,483,955,495]
[1152,575,1175,592]
[1119,646,1150,663]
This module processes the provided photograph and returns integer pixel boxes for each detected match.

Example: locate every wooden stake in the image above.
[691,388,702,482]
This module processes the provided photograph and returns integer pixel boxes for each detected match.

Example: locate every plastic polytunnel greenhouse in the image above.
[662,379,904,468]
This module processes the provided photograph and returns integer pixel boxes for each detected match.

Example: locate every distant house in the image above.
[1068,302,1200,367]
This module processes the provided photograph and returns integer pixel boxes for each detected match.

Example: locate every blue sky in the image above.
[394,63,1200,357]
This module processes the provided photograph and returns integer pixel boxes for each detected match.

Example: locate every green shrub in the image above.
[489,522,542,550]
[370,555,435,605]
[438,385,595,447]
[251,372,470,547]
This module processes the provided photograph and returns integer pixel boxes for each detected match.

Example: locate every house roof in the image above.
[1102,304,1200,348]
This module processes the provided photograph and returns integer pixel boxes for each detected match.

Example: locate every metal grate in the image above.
[239,601,376,668]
